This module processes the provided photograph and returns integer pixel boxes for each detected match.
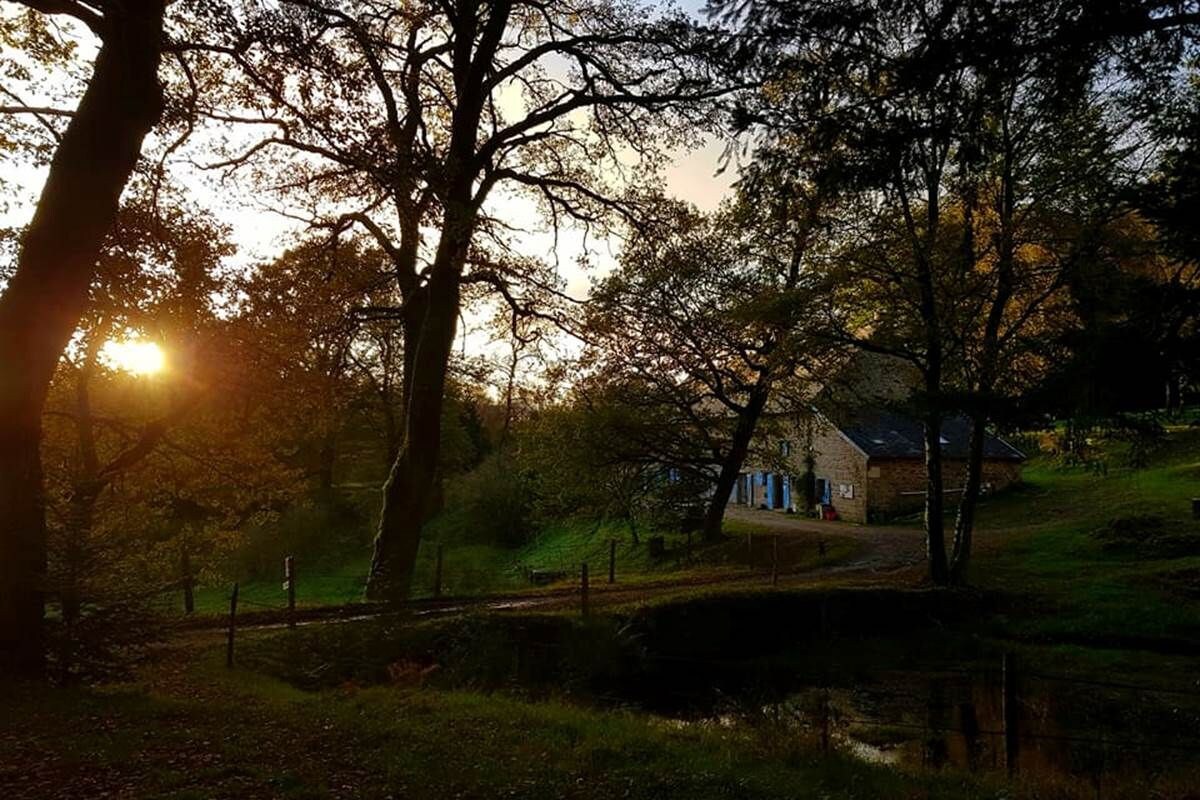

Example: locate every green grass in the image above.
[189,554,373,614]
[514,518,860,578]
[970,423,1200,644]
[178,514,862,618]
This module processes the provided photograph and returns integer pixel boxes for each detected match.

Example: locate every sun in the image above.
[100,339,166,376]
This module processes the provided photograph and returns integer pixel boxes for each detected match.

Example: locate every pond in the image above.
[648,658,1200,796]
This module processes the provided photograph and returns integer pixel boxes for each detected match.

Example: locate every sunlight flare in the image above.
[100,338,166,376]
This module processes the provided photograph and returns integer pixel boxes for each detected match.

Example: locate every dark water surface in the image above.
[651,661,1200,795]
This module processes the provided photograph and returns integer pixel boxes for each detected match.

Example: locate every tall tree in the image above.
[191,0,728,599]
[585,187,836,541]
[0,0,168,675]
[1137,110,1200,413]
[233,237,395,497]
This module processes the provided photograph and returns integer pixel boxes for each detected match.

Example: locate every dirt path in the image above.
[723,506,927,571]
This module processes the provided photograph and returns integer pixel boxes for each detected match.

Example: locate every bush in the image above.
[445,453,538,547]
[231,495,369,579]
[1093,515,1198,559]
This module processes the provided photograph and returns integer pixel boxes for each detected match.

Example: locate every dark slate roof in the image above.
[832,409,1025,461]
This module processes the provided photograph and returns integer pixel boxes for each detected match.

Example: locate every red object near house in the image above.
[821,504,838,521]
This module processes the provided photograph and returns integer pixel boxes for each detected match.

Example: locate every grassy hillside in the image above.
[971,421,1200,644]
[184,516,860,616]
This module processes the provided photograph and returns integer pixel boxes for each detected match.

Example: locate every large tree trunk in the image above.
[366,233,468,602]
[382,402,400,468]
[920,311,949,585]
[923,409,950,585]
[949,414,987,585]
[700,382,771,542]
[365,0,511,600]
[0,2,165,677]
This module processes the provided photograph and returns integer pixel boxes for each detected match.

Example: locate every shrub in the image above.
[231,494,369,579]
[1093,515,1198,559]
[445,452,538,547]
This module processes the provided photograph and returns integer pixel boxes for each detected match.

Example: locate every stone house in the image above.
[733,408,1025,523]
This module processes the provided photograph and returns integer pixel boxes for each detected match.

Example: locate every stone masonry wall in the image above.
[808,418,870,523]
[867,458,1023,520]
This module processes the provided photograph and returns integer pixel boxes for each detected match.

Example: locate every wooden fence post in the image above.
[434,543,445,598]
[819,688,831,755]
[181,548,194,615]
[1003,652,1019,776]
[225,582,239,668]
[818,538,827,558]
[608,539,616,584]
[771,535,779,586]
[284,555,296,628]
[747,531,754,570]
[580,562,589,617]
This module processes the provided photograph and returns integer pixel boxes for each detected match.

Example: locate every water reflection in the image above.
[671,666,1200,795]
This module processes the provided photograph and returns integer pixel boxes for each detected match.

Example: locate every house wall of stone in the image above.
[866,458,1024,520]
[808,418,870,524]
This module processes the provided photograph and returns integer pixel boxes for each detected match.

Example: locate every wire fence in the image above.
[147,524,782,618]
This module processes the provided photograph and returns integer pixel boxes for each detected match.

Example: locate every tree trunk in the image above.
[948,121,1015,587]
[60,486,101,625]
[381,399,400,468]
[316,431,336,500]
[0,419,46,676]
[702,463,742,543]
[949,414,987,585]
[923,410,950,585]
[366,241,467,602]
[0,1,165,677]
[1166,371,1182,416]
[700,382,771,542]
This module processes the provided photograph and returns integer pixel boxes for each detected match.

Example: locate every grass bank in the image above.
[971,423,1200,647]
